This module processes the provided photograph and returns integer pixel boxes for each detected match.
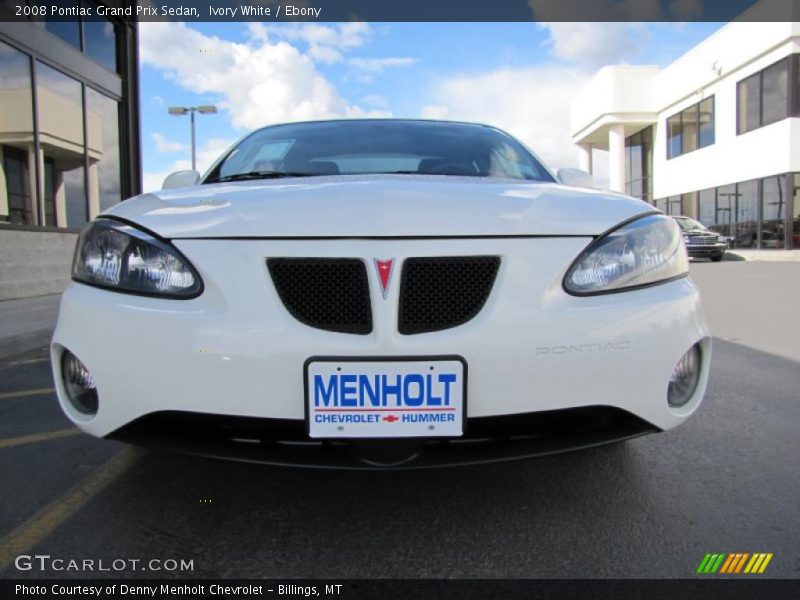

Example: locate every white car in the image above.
[52,119,710,468]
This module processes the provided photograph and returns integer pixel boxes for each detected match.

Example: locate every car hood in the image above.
[103,174,653,239]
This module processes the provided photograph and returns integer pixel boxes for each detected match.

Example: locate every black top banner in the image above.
[1,0,799,22]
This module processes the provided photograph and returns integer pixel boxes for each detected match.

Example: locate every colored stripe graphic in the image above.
[703,552,774,575]
[758,553,773,573]
[719,554,736,573]
[698,554,726,574]
[696,554,713,574]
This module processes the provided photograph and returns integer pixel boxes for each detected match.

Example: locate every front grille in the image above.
[686,235,718,246]
[399,256,500,335]
[267,258,372,334]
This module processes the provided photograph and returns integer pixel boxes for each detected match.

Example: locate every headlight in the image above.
[564,213,688,295]
[72,219,203,298]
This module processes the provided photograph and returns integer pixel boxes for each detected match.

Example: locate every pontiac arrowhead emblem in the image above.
[374,258,395,299]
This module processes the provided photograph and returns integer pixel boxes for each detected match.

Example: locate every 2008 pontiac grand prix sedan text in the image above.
[52,119,710,468]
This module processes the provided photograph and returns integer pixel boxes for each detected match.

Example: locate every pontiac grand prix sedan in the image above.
[52,119,710,468]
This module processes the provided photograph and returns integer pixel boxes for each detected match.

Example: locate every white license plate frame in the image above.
[304,356,467,439]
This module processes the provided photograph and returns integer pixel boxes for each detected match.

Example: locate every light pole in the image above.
[168,105,217,171]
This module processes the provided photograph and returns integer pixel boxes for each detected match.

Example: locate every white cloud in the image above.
[419,105,449,120]
[362,94,388,108]
[263,22,371,64]
[139,22,388,131]
[419,65,611,185]
[347,57,417,82]
[142,138,235,193]
[538,23,644,67]
[151,132,188,153]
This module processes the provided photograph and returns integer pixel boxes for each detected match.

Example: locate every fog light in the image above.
[668,344,701,408]
[61,350,98,415]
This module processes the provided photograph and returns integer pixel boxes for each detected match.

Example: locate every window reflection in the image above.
[761,175,786,249]
[0,42,35,225]
[698,188,715,227]
[44,21,80,50]
[36,62,88,228]
[735,180,758,248]
[83,5,117,72]
[86,88,121,211]
[624,126,652,201]
[715,184,736,238]
[761,59,789,126]
[791,174,799,250]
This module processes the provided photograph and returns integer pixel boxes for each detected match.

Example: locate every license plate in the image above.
[304,357,466,439]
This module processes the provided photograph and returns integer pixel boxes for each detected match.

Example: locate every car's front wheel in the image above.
[711,253,724,262]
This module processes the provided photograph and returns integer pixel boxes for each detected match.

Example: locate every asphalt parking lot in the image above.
[0,261,798,579]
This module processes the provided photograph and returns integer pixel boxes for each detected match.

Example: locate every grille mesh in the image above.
[399,256,500,335]
[267,258,372,335]
[686,235,718,246]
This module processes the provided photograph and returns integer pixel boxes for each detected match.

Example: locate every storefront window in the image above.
[698,188,715,227]
[0,42,35,225]
[86,87,122,212]
[791,174,800,249]
[761,175,786,249]
[715,184,736,238]
[36,62,88,228]
[735,180,759,248]
[681,192,697,219]
[666,196,682,216]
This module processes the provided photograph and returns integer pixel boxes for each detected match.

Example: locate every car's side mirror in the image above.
[556,168,595,189]
[162,170,201,190]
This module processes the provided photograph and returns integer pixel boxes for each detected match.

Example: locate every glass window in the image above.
[667,98,713,159]
[86,88,122,212]
[83,7,118,72]
[737,74,760,134]
[667,114,682,159]
[44,21,81,50]
[655,198,667,213]
[715,184,736,237]
[0,41,36,225]
[735,180,759,248]
[681,191,697,218]
[666,196,683,216]
[761,175,786,249]
[792,174,800,249]
[698,97,714,148]
[761,58,789,126]
[207,120,554,183]
[681,104,698,154]
[698,188,716,226]
[36,62,87,228]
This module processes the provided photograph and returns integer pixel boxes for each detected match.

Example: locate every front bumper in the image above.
[109,407,658,469]
[51,237,711,466]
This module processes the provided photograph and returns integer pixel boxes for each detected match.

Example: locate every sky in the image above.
[138,20,724,192]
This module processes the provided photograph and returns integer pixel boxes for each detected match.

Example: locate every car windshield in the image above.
[204,120,553,183]
[675,217,708,232]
